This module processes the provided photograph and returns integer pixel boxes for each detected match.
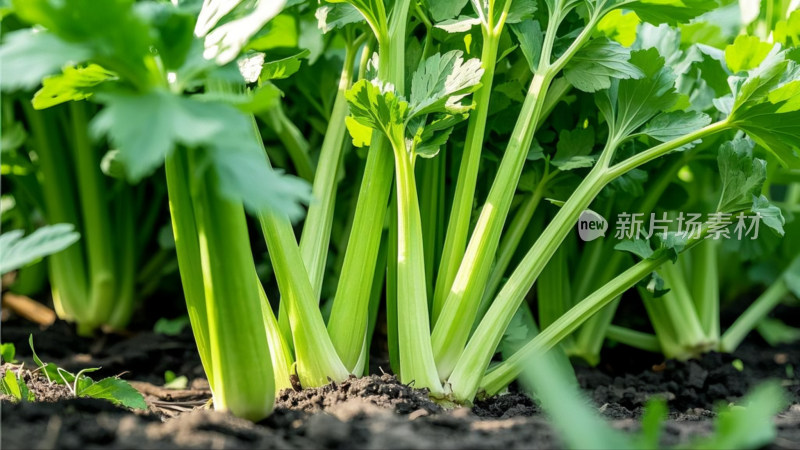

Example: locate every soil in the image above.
[1,318,799,449]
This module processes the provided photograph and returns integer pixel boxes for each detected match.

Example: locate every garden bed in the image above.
[2,318,798,449]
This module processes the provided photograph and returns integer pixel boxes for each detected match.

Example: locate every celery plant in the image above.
[0,0,315,420]
[6,0,800,422]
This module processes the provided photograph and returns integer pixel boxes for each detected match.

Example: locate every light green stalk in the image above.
[391,135,443,394]
[253,111,350,386]
[262,105,315,182]
[191,157,275,421]
[164,151,214,390]
[692,238,720,339]
[431,28,502,322]
[720,255,800,352]
[431,4,604,379]
[327,0,412,372]
[301,39,359,300]
[260,209,351,387]
[449,119,733,401]
[655,255,711,351]
[67,101,116,330]
[418,154,445,300]
[605,325,662,353]
[478,232,711,398]
[25,105,89,323]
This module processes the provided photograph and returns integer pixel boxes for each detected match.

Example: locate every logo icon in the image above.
[578,209,607,241]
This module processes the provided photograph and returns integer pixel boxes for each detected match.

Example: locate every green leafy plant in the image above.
[0,336,146,409]
[2,0,799,435]
[0,224,79,275]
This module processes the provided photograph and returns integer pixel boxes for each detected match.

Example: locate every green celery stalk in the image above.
[692,238,720,340]
[605,325,662,353]
[478,231,712,398]
[261,105,315,182]
[327,0,412,372]
[24,105,89,324]
[418,154,445,300]
[449,119,732,401]
[657,257,710,350]
[106,186,137,329]
[642,287,687,359]
[390,132,444,394]
[164,151,214,390]
[480,185,546,313]
[720,255,800,352]
[191,155,275,421]
[431,5,603,379]
[301,38,360,300]
[259,286,295,391]
[387,192,400,374]
[431,29,501,322]
[261,209,351,387]
[538,242,575,333]
[363,232,389,375]
[67,101,116,330]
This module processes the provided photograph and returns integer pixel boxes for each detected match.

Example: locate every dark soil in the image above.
[1,318,799,449]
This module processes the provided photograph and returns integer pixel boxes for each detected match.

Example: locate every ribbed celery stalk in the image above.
[164,151,214,390]
[450,120,733,401]
[67,101,116,330]
[254,111,350,386]
[537,243,574,331]
[327,0,412,372]
[386,194,400,374]
[720,254,800,352]
[363,233,389,375]
[24,105,89,323]
[166,148,274,421]
[656,256,710,351]
[418,155,445,300]
[480,188,545,311]
[260,210,351,387]
[261,105,315,182]
[301,38,359,300]
[692,239,720,339]
[107,187,137,329]
[390,133,443,394]
[431,5,600,379]
[478,231,711,398]
[431,30,501,322]
[192,161,275,421]
[259,286,295,391]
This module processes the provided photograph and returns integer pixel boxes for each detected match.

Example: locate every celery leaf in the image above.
[408,51,484,117]
[78,377,148,410]
[618,0,717,26]
[564,38,644,93]
[346,79,409,143]
[0,30,90,91]
[551,126,597,170]
[510,20,543,72]
[32,64,118,110]
[0,225,80,275]
[641,110,711,142]
[316,3,364,33]
[716,138,766,213]
[596,48,681,139]
[426,0,469,22]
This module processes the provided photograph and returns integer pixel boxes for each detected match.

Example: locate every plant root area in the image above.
[1,319,799,449]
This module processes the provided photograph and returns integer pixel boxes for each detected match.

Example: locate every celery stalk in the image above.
[191,156,275,421]
[327,0,411,372]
